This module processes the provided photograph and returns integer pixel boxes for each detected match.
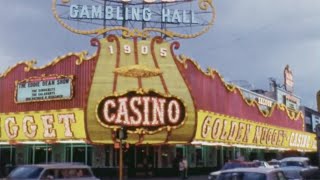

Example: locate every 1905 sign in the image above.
[96,90,186,134]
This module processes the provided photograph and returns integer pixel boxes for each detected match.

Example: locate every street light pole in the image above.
[117,127,127,180]
[119,138,123,180]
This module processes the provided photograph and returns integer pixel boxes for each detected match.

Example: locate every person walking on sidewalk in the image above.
[182,157,188,179]
[179,159,185,179]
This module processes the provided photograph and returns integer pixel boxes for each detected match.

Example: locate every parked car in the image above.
[7,163,100,180]
[217,167,288,180]
[279,157,318,180]
[208,160,258,180]
[268,159,280,168]
[253,160,274,168]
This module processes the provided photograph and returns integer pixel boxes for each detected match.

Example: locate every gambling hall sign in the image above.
[52,0,215,38]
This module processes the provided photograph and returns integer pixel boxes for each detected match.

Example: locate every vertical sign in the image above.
[284,65,294,93]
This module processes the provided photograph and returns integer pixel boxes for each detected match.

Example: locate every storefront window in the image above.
[161,146,170,168]
[162,146,175,168]
[0,146,15,168]
[136,146,147,168]
[28,145,52,164]
[65,144,92,165]
[196,148,203,166]
[176,147,183,160]
[105,146,111,167]
[135,146,154,168]
[205,146,215,167]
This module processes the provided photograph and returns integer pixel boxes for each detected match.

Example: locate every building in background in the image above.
[300,106,320,133]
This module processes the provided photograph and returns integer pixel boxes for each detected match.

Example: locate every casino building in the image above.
[0,0,317,178]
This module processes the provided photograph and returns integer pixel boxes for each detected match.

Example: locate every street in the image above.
[103,175,208,180]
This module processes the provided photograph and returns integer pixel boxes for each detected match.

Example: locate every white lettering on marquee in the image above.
[289,132,311,148]
[151,97,165,125]
[1,113,77,140]
[130,97,143,125]
[104,100,116,123]
[116,98,130,125]
[167,100,180,124]
[5,117,19,139]
[69,5,197,24]
[42,115,56,138]
[257,97,273,107]
[142,97,151,126]
[201,116,212,138]
[23,116,37,138]
[58,114,76,138]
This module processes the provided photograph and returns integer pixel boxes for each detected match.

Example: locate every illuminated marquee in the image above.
[96,91,186,133]
[0,109,86,142]
[194,111,316,151]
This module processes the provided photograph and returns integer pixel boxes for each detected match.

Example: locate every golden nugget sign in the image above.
[194,111,316,151]
[96,91,186,133]
[52,0,215,38]
[0,109,86,142]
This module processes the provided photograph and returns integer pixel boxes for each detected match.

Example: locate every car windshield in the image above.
[280,161,305,167]
[8,166,44,178]
[218,172,266,180]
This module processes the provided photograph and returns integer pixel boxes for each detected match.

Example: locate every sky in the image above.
[0,1,319,109]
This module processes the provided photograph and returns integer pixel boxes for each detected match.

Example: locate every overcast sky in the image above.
[0,1,319,109]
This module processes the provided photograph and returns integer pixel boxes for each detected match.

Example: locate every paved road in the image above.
[130,176,207,180]
[102,175,207,180]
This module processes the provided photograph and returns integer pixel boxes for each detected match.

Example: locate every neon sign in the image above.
[0,109,86,142]
[69,5,197,24]
[52,0,215,38]
[284,65,294,93]
[195,111,317,151]
[96,91,186,133]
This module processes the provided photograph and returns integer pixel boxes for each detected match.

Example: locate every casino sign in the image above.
[96,90,186,134]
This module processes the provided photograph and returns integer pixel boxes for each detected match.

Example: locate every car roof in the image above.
[16,163,91,169]
[269,159,279,162]
[280,157,309,162]
[221,167,281,174]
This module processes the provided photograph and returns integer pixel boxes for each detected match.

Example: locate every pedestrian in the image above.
[179,159,185,179]
[182,157,188,179]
